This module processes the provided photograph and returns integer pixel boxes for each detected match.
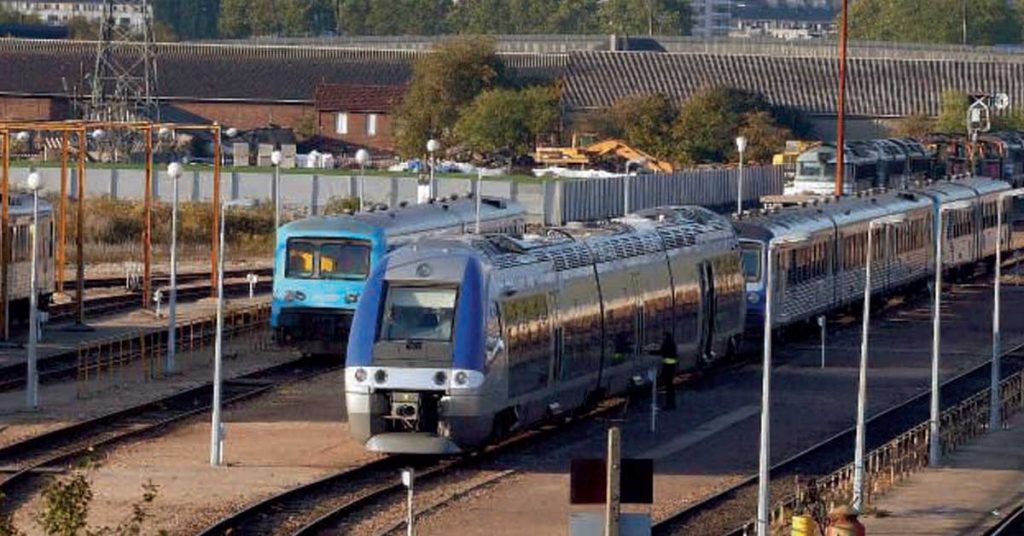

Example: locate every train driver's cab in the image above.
[740,240,766,318]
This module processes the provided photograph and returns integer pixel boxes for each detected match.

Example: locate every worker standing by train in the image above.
[659,333,678,410]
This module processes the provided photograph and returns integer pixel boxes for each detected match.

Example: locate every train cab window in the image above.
[797,162,823,180]
[740,242,763,283]
[379,286,457,342]
[320,242,370,280]
[286,240,316,278]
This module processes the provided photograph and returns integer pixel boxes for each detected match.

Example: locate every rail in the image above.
[75,302,272,398]
[744,368,1024,535]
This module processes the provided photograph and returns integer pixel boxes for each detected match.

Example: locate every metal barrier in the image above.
[76,303,273,398]
[739,368,1024,534]
[548,165,785,225]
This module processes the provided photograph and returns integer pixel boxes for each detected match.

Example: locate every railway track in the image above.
[0,355,336,512]
[49,274,272,322]
[0,279,272,393]
[651,345,1024,536]
[59,267,273,293]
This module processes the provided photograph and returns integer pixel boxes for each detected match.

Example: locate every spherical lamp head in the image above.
[736,136,748,153]
[225,127,239,138]
[167,162,183,180]
[26,172,41,191]
[355,148,371,166]
[91,128,105,141]
[270,150,283,166]
[15,131,30,143]
[157,126,173,141]
[426,139,440,154]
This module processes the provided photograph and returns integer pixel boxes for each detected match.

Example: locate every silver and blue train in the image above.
[271,196,525,355]
[346,206,745,454]
[344,177,1012,455]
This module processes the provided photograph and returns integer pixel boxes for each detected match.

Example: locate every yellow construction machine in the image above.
[535,137,675,173]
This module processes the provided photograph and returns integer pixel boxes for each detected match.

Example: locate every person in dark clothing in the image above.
[658,332,678,410]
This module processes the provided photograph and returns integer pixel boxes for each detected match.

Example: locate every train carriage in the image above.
[345,206,744,454]
[739,177,1010,333]
[272,196,525,356]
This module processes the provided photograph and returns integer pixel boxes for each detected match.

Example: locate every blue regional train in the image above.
[345,177,1012,455]
[272,196,526,355]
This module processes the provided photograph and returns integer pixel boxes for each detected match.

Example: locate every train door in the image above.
[698,261,716,364]
[550,290,564,387]
[631,272,645,362]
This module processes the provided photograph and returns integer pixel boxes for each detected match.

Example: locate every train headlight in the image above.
[284,290,306,302]
[374,369,388,384]
[454,371,469,386]
[433,371,447,386]
[747,292,761,304]
[345,292,360,304]
[353,368,368,383]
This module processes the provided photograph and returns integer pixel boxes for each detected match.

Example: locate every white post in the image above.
[853,223,875,512]
[26,185,39,409]
[736,136,747,216]
[930,209,945,466]
[990,191,1021,430]
[818,315,826,369]
[359,164,365,212]
[475,170,483,233]
[210,199,227,467]
[167,166,179,374]
[402,468,415,536]
[274,164,281,229]
[650,368,657,433]
[756,241,776,536]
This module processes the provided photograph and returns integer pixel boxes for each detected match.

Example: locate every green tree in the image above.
[671,87,771,164]
[737,111,793,164]
[0,7,41,24]
[448,0,599,34]
[364,0,448,35]
[848,0,1021,45]
[608,94,678,160]
[393,37,506,157]
[337,0,370,34]
[892,114,937,138]
[935,89,968,133]
[218,0,250,37]
[597,0,692,36]
[154,0,220,40]
[454,86,560,158]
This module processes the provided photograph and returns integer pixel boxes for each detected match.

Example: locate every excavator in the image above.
[535,137,675,173]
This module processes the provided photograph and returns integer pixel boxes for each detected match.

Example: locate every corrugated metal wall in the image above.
[551,165,784,224]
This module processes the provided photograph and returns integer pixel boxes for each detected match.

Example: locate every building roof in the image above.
[562,50,1024,117]
[0,39,565,102]
[314,84,406,113]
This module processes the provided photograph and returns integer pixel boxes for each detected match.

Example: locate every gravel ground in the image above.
[411,280,1024,536]
[8,368,374,536]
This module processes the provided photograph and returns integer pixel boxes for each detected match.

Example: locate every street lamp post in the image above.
[991,189,1024,431]
[427,138,440,200]
[736,136,747,216]
[210,198,250,467]
[355,149,370,212]
[853,214,906,512]
[930,200,972,466]
[25,171,41,409]
[166,162,183,374]
[756,234,808,536]
[271,149,283,229]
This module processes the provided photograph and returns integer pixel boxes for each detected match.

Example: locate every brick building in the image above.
[314,84,406,153]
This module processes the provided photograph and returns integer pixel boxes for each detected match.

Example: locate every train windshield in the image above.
[740,242,763,283]
[286,238,371,280]
[379,286,458,342]
[797,162,825,181]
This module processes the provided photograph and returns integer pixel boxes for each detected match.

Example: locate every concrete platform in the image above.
[862,414,1024,535]
[0,295,268,370]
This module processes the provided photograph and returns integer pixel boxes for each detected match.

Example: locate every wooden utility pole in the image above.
[605,427,621,536]
[835,0,849,197]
